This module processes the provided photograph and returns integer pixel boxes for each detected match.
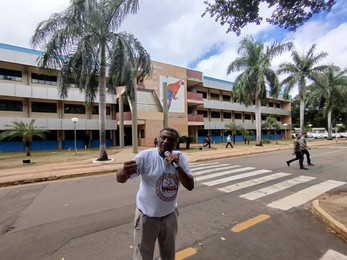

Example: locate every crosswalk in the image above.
[189,162,346,211]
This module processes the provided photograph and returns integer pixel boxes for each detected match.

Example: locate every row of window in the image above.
[0,68,59,86]
[0,99,110,115]
[196,91,281,108]
[197,110,281,121]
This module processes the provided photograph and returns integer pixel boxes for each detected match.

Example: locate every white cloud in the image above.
[1,0,347,84]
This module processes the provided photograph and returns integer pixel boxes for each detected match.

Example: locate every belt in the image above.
[138,208,174,220]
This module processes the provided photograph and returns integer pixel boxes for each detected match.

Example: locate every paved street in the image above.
[1,143,347,259]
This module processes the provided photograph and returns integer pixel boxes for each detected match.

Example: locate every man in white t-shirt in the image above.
[117,127,194,260]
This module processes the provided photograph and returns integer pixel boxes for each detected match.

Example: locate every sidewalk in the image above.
[0,140,346,241]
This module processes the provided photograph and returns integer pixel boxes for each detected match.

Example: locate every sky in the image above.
[1,0,347,95]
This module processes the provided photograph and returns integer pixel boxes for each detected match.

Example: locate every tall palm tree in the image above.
[0,119,50,156]
[307,65,347,139]
[227,35,292,146]
[278,44,328,134]
[31,0,151,161]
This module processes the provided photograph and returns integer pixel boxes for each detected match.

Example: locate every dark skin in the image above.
[116,129,194,191]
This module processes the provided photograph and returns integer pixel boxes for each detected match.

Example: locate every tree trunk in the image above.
[255,99,263,146]
[97,42,108,161]
[299,95,305,134]
[327,110,332,140]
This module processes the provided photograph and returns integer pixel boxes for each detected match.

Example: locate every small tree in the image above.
[0,119,50,156]
[180,135,196,149]
[224,122,243,145]
[262,116,281,140]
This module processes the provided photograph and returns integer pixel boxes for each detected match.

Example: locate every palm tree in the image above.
[307,65,347,139]
[0,119,50,156]
[224,122,243,145]
[262,116,281,140]
[227,35,292,146]
[31,0,151,161]
[278,44,328,134]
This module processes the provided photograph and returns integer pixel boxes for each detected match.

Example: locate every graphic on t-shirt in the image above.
[156,173,178,202]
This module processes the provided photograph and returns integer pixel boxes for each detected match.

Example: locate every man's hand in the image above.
[117,160,138,183]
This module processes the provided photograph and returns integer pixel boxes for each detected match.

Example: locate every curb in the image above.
[311,199,347,241]
[0,168,117,188]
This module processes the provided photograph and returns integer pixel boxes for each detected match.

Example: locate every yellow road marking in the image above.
[175,247,197,260]
[231,214,270,233]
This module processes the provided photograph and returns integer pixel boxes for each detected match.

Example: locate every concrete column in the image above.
[131,79,138,153]
[162,79,168,128]
[119,94,124,148]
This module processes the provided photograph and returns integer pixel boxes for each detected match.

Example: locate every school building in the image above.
[0,42,292,152]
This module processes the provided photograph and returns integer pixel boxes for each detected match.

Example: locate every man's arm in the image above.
[166,153,194,191]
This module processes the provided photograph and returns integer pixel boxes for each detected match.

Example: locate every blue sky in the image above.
[1,0,346,96]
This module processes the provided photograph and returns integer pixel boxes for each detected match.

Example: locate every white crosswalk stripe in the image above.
[240,176,316,201]
[201,169,271,186]
[190,163,231,173]
[192,165,242,177]
[189,162,346,211]
[218,172,290,193]
[267,180,346,210]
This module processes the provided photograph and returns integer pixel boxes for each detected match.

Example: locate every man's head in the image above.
[157,128,180,155]
[295,133,301,139]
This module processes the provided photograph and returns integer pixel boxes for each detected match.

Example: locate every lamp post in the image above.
[71,117,79,155]
[283,123,288,140]
[308,124,312,133]
[336,123,343,142]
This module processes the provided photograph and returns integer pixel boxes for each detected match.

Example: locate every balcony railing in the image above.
[188,114,204,122]
[187,92,203,101]
[115,111,132,121]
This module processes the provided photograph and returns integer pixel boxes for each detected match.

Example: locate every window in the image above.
[276,103,281,108]
[210,93,219,100]
[0,99,22,111]
[197,91,207,99]
[262,115,267,121]
[222,95,231,102]
[92,106,111,115]
[31,73,57,86]
[197,110,208,118]
[32,102,57,113]
[64,104,85,114]
[269,102,274,107]
[276,117,281,121]
[223,112,231,119]
[211,111,220,118]
[141,129,145,138]
[244,114,251,120]
[235,113,242,119]
[0,68,22,81]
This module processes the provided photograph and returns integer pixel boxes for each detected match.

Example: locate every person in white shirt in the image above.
[226,134,233,148]
[299,132,314,166]
[117,127,194,260]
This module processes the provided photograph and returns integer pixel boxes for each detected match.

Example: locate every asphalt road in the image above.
[0,143,347,260]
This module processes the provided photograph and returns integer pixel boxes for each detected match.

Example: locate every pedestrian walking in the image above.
[286,133,308,170]
[226,134,233,148]
[116,127,194,260]
[300,132,314,166]
[203,134,211,148]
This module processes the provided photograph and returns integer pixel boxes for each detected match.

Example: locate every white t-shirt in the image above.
[132,148,191,217]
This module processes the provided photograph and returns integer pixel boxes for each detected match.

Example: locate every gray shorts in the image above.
[133,208,178,260]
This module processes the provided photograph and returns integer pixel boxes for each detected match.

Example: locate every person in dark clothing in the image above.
[286,133,308,170]
[203,134,211,148]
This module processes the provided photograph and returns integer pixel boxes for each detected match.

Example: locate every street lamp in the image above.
[71,117,79,155]
[283,123,288,140]
[308,124,312,133]
[336,123,343,142]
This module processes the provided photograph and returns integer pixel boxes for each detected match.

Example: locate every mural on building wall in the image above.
[160,76,185,113]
